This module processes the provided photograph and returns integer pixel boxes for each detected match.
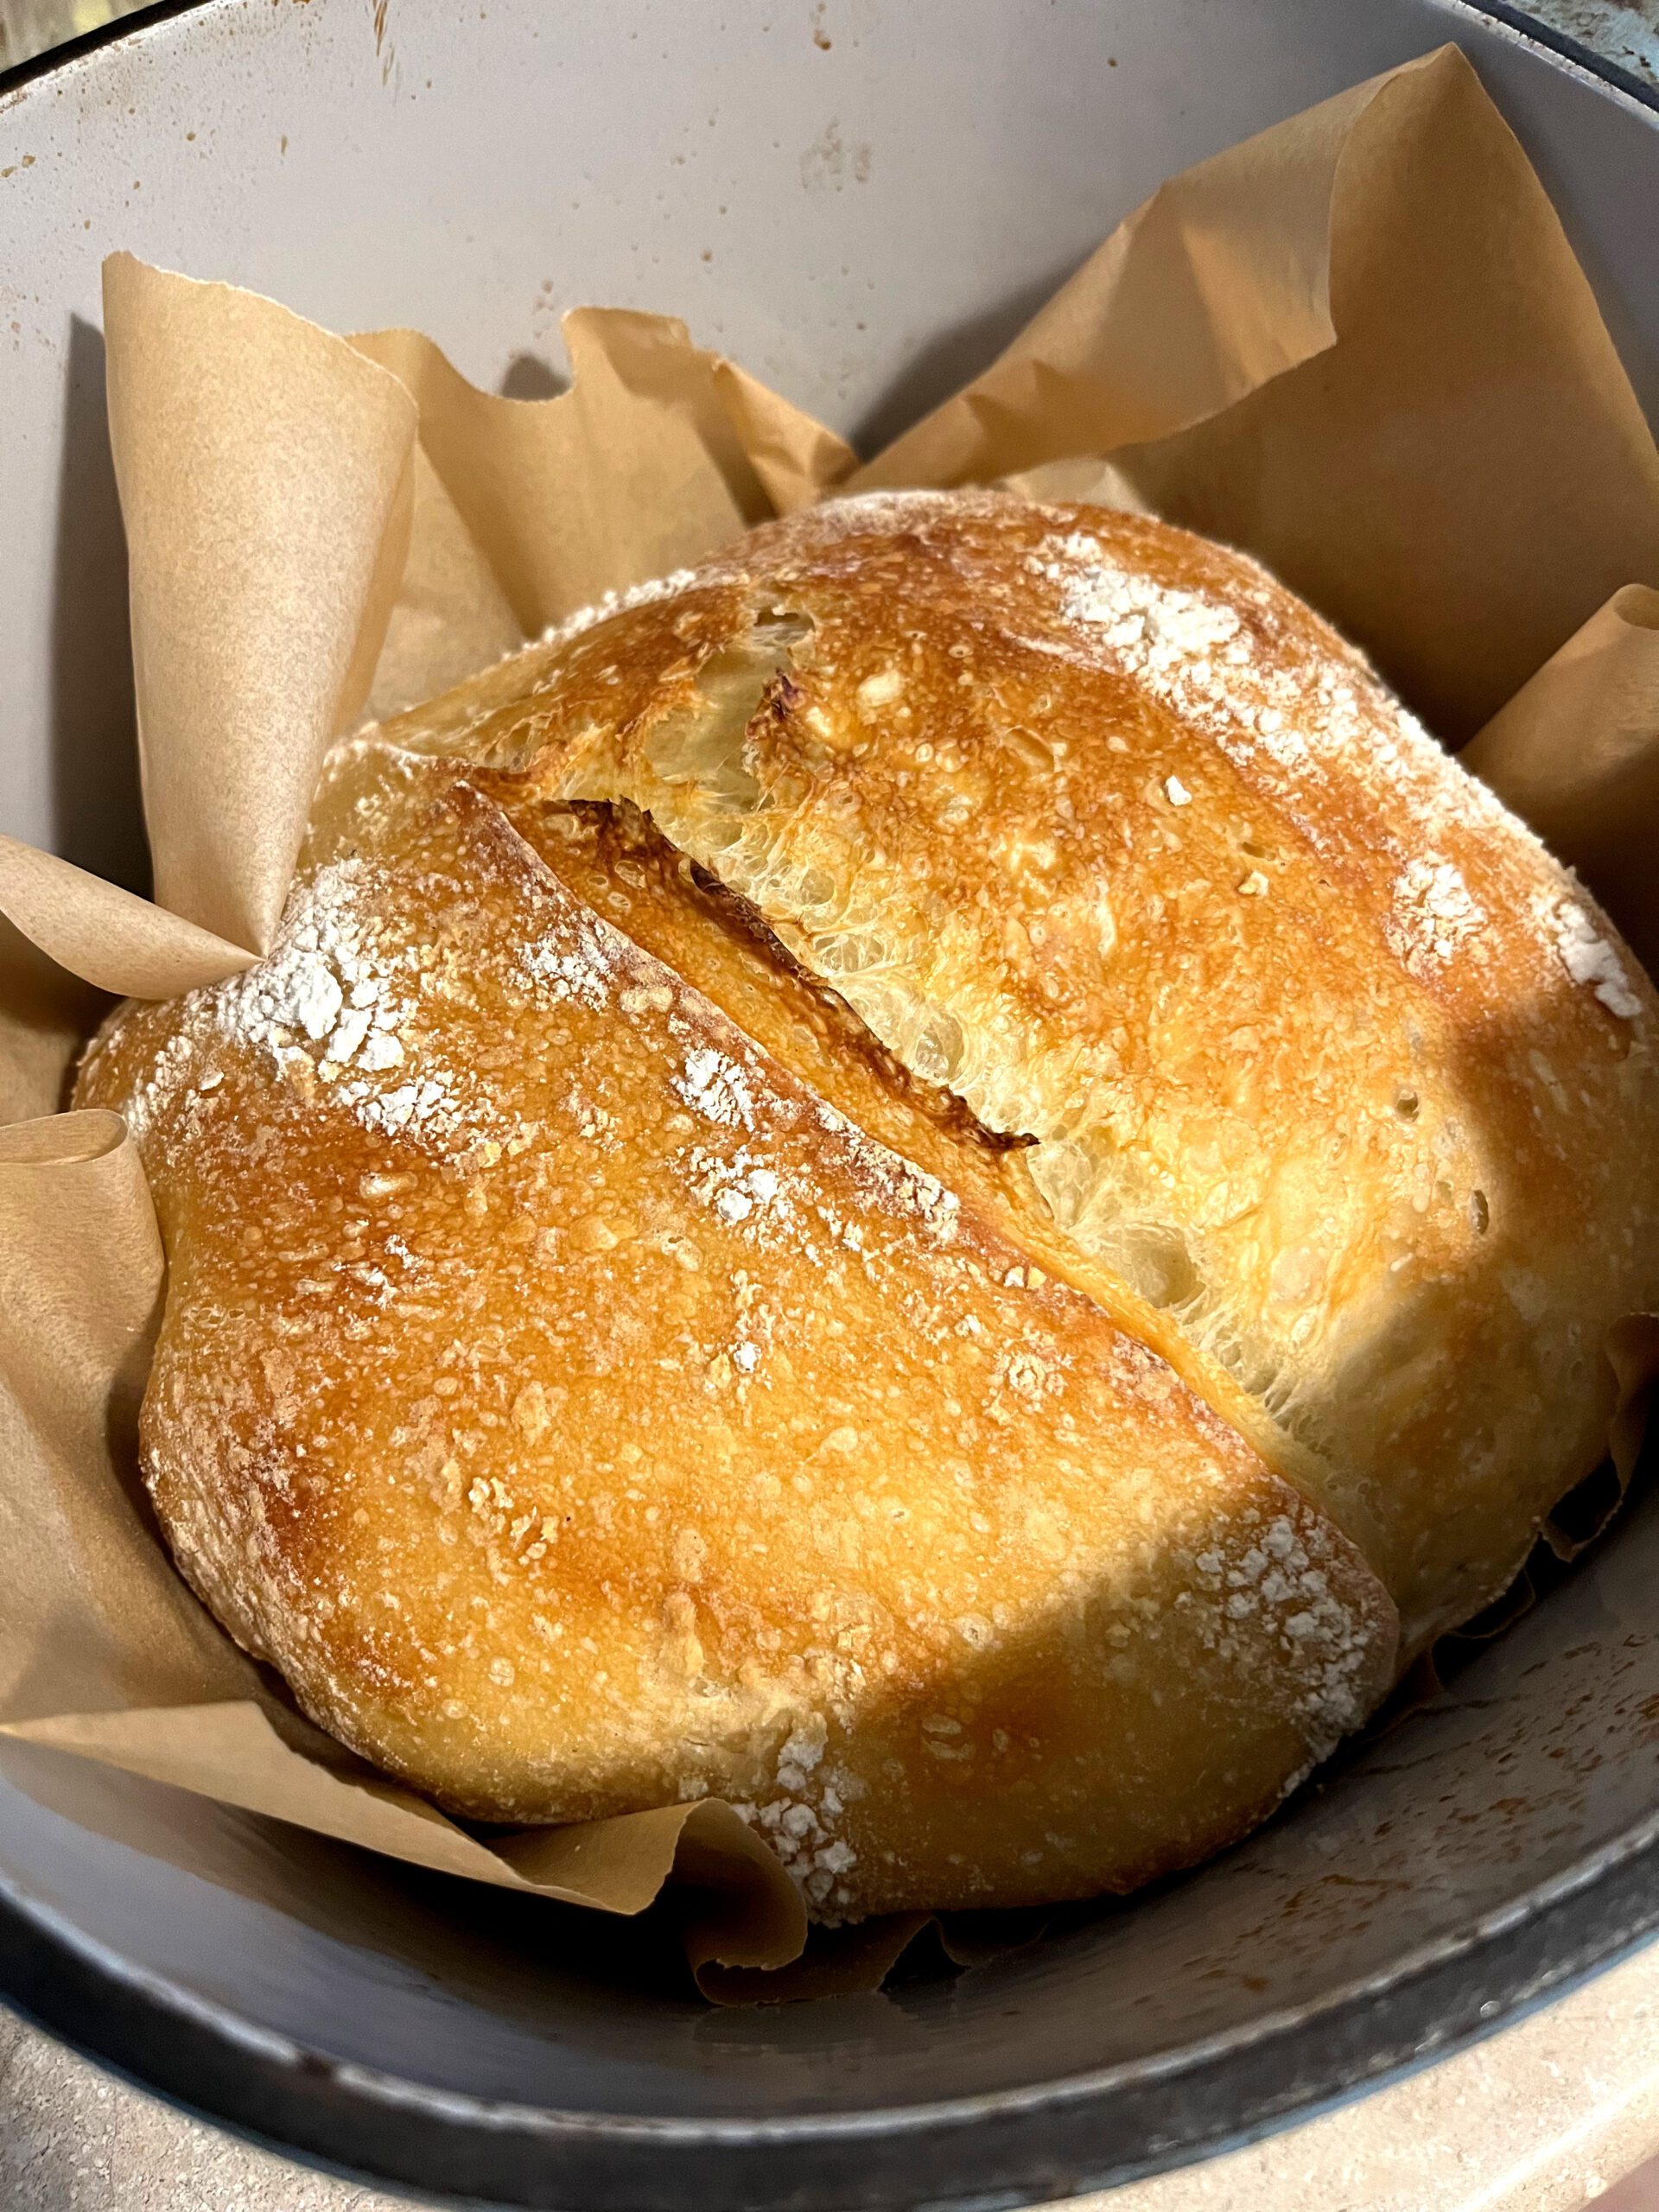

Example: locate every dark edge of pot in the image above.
[1449,0,1659,115]
[0,0,210,97]
[4,1808,1659,2212]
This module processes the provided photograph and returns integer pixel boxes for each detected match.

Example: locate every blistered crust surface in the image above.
[429,490,1659,1649]
[77,770,1395,1918]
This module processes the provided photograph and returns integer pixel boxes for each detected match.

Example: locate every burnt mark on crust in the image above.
[765,670,805,723]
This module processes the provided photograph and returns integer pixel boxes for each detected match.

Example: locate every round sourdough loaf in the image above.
[73,491,1659,1919]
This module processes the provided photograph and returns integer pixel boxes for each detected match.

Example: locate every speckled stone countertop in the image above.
[1533,0,1659,82]
[4,3,1659,2208]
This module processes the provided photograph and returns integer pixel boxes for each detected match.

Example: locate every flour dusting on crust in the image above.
[1387,856,1485,976]
[1540,893,1643,1019]
[537,569,701,653]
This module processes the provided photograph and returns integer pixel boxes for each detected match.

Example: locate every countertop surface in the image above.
[4,2,1659,2208]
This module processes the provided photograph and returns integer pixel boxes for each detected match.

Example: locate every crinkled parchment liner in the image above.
[3,43,1659,2005]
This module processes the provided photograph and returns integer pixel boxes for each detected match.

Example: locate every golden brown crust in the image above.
[483,786,1303,1452]
[77,763,1395,1917]
[443,489,1659,1650]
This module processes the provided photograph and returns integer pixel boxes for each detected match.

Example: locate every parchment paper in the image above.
[2,40,1657,2001]
[860,46,1659,746]
[350,312,853,647]
[1464,588,1659,977]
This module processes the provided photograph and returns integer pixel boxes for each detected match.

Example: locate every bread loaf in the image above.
[75,490,1659,1919]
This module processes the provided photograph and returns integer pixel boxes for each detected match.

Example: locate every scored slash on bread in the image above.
[74,492,1659,1920]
